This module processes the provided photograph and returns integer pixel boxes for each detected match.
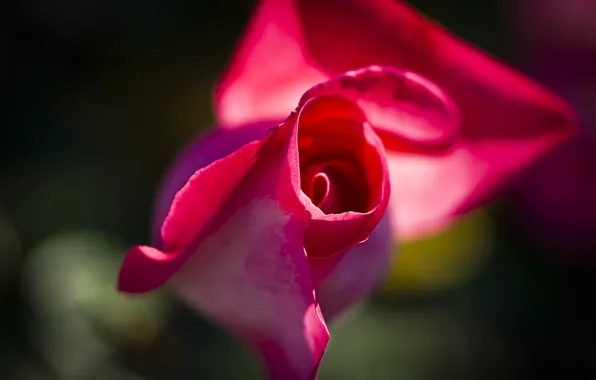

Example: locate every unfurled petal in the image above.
[214,0,326,127]
[385,147,485,238]
[150,123,272,247]
[215,0,577,240]
[118,118,329,380]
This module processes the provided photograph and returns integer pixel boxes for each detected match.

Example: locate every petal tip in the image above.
[117,245,173,294]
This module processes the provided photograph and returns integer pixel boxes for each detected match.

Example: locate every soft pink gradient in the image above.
[119,67,412,379]
[120,114,330,380]
[118,1,579,377]
[215,0,577,239]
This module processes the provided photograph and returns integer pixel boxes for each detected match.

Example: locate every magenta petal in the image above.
[214,0,326,127]
[118,245,181,293]
[298,66,460,148]
[172,195,328,380]
[289,76,394,319]
[118,119,329,379]
[294,90,390,259]
[385,147,485,238]
[215,0,578,242]
[310,213,392,320]
[151,123,272,249]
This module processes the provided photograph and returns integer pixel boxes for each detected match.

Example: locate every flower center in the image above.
[300,158,370,214]
[297,110,383,215]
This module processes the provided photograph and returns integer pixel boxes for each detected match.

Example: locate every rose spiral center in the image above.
[296,96,384,216]
[300,159,371,214]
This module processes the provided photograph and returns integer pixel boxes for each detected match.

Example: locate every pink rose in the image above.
[215,0,577,239]
[117,1,576,379]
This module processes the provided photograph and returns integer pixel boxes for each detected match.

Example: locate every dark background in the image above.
[1,0,594,379]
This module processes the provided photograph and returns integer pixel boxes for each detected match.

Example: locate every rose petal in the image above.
[145,93,392,322]
[310,213,393,320]
[289,88,392,319]
[215,0,577,240]
[385,147,486,238]
[214,0,327,127]
[298,66,459,148]
[151,122,272,248]
[295,94,390,259]
[118,118,329,379]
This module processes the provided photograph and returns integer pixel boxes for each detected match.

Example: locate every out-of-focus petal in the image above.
[214,0,326,126]
[118,118,329,380]
[215,0,577,239]
[385,147,486,238]
[311,213,393,320]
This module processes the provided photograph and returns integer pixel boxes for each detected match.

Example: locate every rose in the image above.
[117,1,576,379]
[119,66,441,379]
[215,0,578,239]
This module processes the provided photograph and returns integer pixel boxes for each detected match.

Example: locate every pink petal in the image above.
[147,84,394,322]
[118,118,329,379]
[310,213,393,320]
[385,147,486,238]
[215,0,577,240]
[297,66,459,148]
[150,122,272,247]
[295,93,390,259]
[292,76,393,319]
[214,0,326,127]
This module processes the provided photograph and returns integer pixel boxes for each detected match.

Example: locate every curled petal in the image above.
[216,0,578,240]
[146,88,393,324]
[118,118,329,380]
[298,66,459,148]
[289,80,393,319]
[295,93,390,259]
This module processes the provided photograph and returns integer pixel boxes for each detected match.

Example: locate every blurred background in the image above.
[1,0,595,379]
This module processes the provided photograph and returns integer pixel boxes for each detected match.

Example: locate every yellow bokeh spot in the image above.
[380,208,492,295]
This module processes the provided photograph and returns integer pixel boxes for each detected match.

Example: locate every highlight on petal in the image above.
[385,147,487,239]
[173,197,328,380]
[150,122,273,247]
[214,0,326,126]
[216,0,578,240]
[298,66,460,149]
[118,118,329,379]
